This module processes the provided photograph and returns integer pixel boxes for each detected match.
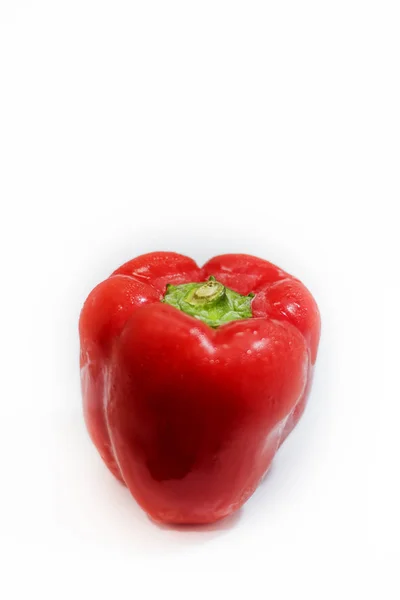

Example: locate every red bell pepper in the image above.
[79,252,320,524]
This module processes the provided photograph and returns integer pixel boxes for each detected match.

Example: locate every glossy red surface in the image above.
[79,252,320,524]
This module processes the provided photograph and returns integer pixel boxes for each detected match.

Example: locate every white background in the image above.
[1,1,399,598]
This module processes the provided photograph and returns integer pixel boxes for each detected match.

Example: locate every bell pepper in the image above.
[79,252,320,524]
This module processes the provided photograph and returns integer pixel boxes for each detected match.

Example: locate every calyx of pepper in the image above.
[163,276,254,328]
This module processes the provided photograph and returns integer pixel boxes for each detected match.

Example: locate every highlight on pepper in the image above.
[79,252,321,524]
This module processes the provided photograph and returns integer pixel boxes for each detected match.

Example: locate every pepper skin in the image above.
[79,252,320,524]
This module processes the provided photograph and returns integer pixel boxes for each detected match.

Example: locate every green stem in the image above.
[163,276,254,328]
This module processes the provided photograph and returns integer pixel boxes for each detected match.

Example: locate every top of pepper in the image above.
[163,276,254,328]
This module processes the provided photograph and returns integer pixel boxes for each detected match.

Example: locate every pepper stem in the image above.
[163,276,253,328]
[185,278,225,306]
